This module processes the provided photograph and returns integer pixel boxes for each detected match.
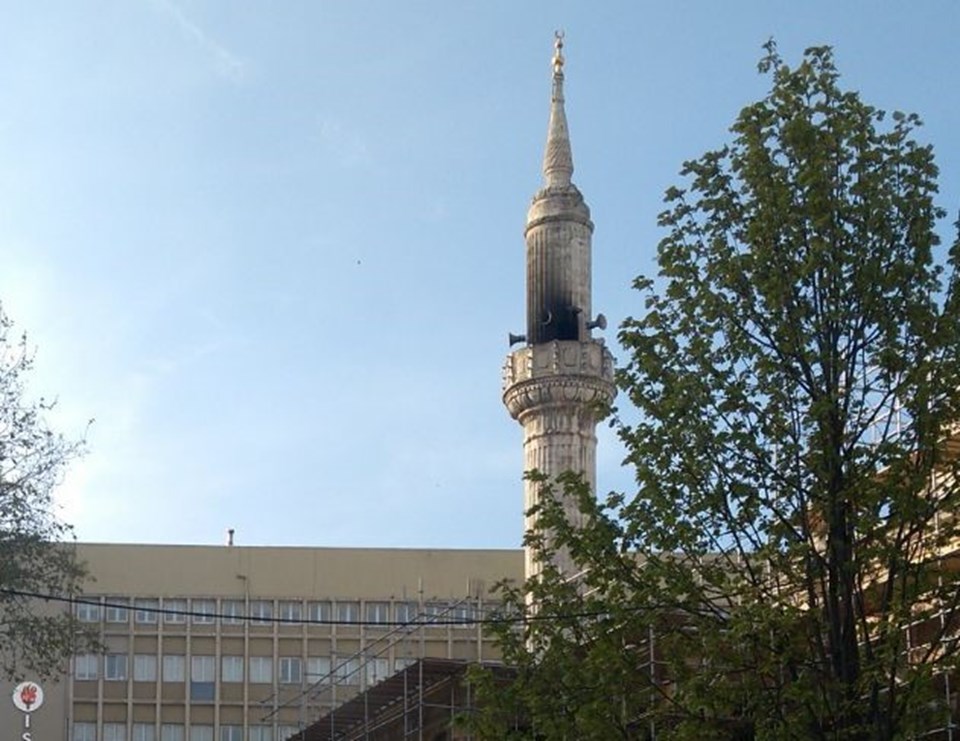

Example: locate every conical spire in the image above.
[542,32,574,188]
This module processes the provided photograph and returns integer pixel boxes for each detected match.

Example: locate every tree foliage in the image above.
[0,301,90,679]
[470,44,960,739]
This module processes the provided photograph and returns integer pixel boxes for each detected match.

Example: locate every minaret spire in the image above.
[543,31,573,188]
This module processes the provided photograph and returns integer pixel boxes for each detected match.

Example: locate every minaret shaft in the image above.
[503,34,615,583]
[521,409,599,579]
[525,200,593,344]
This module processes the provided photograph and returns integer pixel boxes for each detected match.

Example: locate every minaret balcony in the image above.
[502,339,615,420]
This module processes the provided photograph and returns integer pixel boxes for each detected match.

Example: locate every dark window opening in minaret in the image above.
[533,303,580,343]
[557,306,580,341]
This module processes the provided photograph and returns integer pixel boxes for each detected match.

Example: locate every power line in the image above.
[0,587,617,627]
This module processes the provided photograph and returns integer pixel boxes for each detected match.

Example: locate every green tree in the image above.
[470,44,960,740]
[0,301,91,679]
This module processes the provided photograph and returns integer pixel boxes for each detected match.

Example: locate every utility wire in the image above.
[0,587,618,627]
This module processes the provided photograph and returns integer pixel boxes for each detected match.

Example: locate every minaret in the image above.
[502,34,616,582]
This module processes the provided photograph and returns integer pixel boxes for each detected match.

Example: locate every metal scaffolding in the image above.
[294,658,508,741]
[275,593,493,741]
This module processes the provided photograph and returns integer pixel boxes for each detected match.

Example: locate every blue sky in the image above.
[1,1,958,548]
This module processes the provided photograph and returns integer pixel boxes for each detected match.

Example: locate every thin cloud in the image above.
[148,335,237,376]
[151,0,245,82]
[316,117,373,169]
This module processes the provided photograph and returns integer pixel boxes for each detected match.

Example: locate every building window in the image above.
[134,598,160,624]
[74,722,96,741]
[134,654,158,681]
[134,723,157,741]
[425,601,449,620]
[334,657,359,683]
[279,656,302,684]
[220,726,243,741]
[308,601,331,623]
[364,657,390,686]
[277,727,299,741]
[452,601,474,627]
[278,600,302,622]
[395,656,415,671]
[76,600,100,623]
[365,601,390,625]
[249,600,273,624]
[164,598,187,623]
[133,723,157,741]
[104,723,126,741]
[394,602,417,624]
[162,654,186,682]
[249,726,274,741]
[74,653,98,680]
[191,681,215,701]
[221,600,244,625]
[336,601,359,623]
[105,653,127,680]
[192,599,216,624]
[191,654,216,701]
[221,655,244,682]
[191,655,216,681]
[105,598,129,624]
[306,657,331,683]
[189,725,213,741]
[249,656,273,683]
[161,724,185,741]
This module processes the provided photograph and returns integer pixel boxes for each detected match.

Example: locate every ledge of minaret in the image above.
[502,341,614,421]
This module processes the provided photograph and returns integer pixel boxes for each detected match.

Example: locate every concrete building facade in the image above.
[0,544,522,741]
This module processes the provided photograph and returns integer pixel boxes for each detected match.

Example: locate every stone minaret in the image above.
[502,34,616,582]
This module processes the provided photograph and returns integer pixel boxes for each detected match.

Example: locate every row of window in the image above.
[76,653,399,686]
[74,723,295,741]
[76,597,484,627]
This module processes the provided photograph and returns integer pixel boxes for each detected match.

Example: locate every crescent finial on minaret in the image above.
[553,30,565,73]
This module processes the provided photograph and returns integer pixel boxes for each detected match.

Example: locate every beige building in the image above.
[0,543,522,741]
